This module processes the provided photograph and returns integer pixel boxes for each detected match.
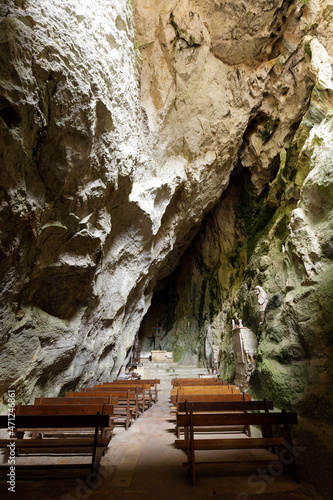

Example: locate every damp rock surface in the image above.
[0,0,332,435]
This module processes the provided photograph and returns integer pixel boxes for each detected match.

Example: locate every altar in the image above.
[140,350,174,363]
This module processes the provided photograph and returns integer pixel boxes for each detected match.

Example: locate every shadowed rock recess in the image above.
[0,0,332,494]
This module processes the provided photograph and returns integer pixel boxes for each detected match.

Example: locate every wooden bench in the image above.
[0,413,110,477]
[35,396,118,407]
[111,379,160,403]
[171,389,247,424]
[15,403,114,440]
[171,392,251,415]
[176,399,273,439]
[171,385,241,404]
[171,384,238,395]
[175,408,298,486]
[171,378,222,387]
[173,393,251,404]
[66,390,135,430]
[91,384,152,413]
[104,383,153,408]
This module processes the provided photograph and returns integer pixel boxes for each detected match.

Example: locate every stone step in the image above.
[144,368,211,373]
[135,360,213,386]
[142,364,210,371]
[142,362,212,384]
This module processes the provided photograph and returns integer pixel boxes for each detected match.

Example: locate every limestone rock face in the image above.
[232,326,258,392]
[0,0,146,400]
[135,0,333,417]
[0,0,333,428]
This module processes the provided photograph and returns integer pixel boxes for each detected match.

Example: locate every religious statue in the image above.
[132,334,141,366]
[151,325,162,350]
[255,285,268,324]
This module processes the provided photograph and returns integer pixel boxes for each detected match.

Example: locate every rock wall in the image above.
[140,96,333,417]
[232,326,258,392]
[0,0,148,402]
[0,0,332,442]
[136,0,333,415]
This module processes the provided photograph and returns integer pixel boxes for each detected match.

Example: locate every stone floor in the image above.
[0,388,326,500]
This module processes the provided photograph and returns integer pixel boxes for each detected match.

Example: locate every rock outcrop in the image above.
[0,0,145,400]
[232,325,258,392]
[0,0,332,443]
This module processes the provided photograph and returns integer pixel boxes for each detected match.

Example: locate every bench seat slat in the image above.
[173,394,252,403]
[0,414,109,429]
[183,459,280,468]
[177,425,246,433]
[177,412,298,427]
[16,404,114,416]
[175,437,284,451]
[0,464,95,471]
[178,400,274,412]
[0,438,110,448]
[10,426,115,434]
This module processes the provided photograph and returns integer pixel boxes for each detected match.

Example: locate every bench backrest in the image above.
[65,390,136,400]
[172,379,222,387]
[174,393,251,403]
[16,403,114,416]
[113,379,160,385]
[35,396,119,406]
[172,386,240,395]
[92,385,149,393]
[177,411,298,427]
[0,413,109,430]
[178,400,273,413]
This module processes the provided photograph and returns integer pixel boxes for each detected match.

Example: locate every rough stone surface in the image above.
[0,0,146,401]
[0,0,333,495]
[232,326,258,392]
[0,0,332,432]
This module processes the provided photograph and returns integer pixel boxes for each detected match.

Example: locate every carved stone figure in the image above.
[132,334,141,366]
[232,326,258,392]
[255,285,268,323]
[213,357,219,375]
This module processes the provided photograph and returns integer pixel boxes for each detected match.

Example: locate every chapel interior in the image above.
[0,1,332,499]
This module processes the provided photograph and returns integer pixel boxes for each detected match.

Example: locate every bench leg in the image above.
[189,413,196,487]
[94,447,104,465]
[190,449,196,487]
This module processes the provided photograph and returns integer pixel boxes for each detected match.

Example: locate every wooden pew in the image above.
[94,383,153,409]
[171,392,251,417]
[90,384,152,413]
[66,390,135,430]
[176,399,273,439]
[171,392,251,415]
[171,384,238,395]
[174,393,251,404]
[108,379,160,403]
[35,396,118,406]
[15,403,114,440]
[0,413,110,477]
[171,378,222,387]
[175,408,298,486]
[171,385,241,404]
